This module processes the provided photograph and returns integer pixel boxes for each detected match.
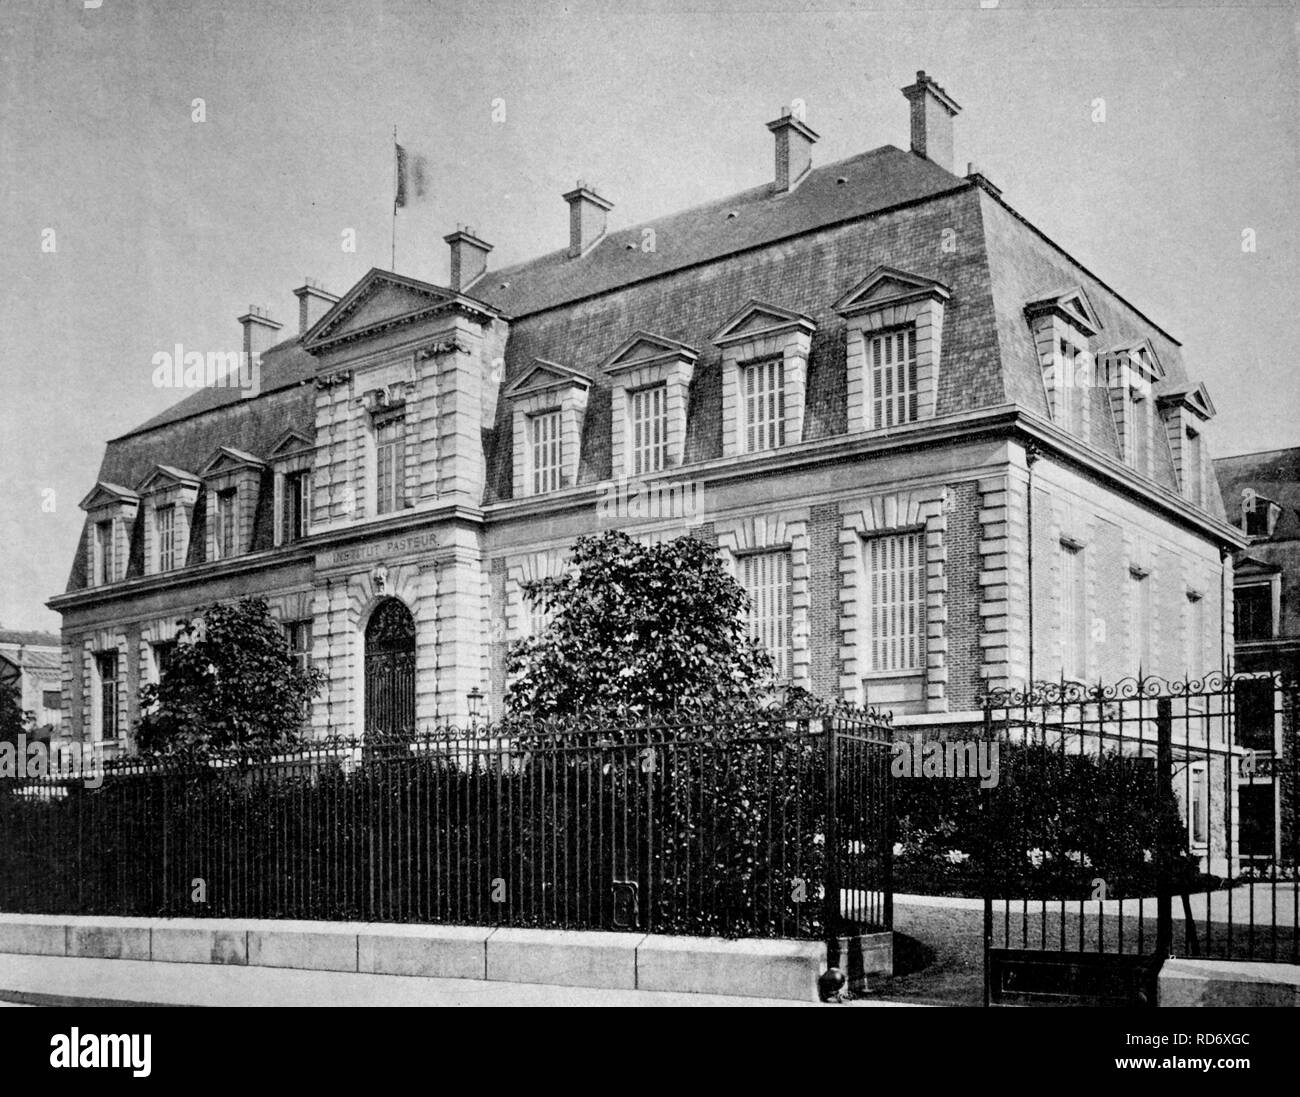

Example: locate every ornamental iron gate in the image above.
[364,597,416,736]
[979,673,1299,1006]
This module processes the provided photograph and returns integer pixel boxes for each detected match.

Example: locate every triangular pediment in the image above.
[1158,380,1215,420]
[79,481,139,512]
[1236,554,1281,577]
[1025,286,1101,336]
[199,446,265,477]
[601,331,698,373]
[268,428,314,458]
[136,464,200,495]
[302,269,495,353]
[834,267,951,316]
[504,359,592,398]
[712,300,815,346]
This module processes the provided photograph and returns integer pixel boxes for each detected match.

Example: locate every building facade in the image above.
[50,72,1245,748]
[0,630,63,742]
[1216,447,1300,865]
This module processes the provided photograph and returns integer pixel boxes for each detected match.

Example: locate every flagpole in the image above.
[391,125,398,270]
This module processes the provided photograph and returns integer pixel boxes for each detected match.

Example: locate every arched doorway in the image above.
[364,597,416,736]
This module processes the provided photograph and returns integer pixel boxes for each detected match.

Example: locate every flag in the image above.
[394,142,429,209]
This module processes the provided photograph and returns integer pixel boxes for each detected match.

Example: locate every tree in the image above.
[136,596,322,754]
[0,681,33,748]
[504,530,774,719]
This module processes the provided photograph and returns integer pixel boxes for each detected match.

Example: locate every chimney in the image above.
[443,226,493,291]
[238,305,282,359]
[765,108,819,193]
[901,70,961,174]
[562,181,612,258]
[292,279,339,335]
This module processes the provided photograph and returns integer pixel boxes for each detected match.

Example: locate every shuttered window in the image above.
[741,551,791,679]
[529,410,562,494]
[865,531,925,673]
[870,327,918,428]
[630,384,668,475]
[742,359,784,452]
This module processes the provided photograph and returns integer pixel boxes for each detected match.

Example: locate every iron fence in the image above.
[0,710,893,942]
[978,672,1299,1003]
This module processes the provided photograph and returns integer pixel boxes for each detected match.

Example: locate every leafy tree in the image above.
[504,530,774,719]
[136,597,322,754]
[0,681,33,748]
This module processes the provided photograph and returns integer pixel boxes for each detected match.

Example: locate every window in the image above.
[42,689,62,711]
[1189,766,1208,848]
[1239,784,1275,859]
[529,410,562,494]
[1127,389,1149,471]
[95,520,114,585]
[1060,542,1086,679]
[742,358,784,452]
[1131,569,1151,672]
[1184,427,1202,506]
[869,328,918,429]
[376,418,406,514]
[96,651,119,740]
[629,384,668,476]
[285,471,311,543]
[156,504,176,572]
[740,551,791,680]
[1235,585,1273,642]
[283,620,313,674]
[865,531,925,673]
[1234,678,1275,750]
[152,639,177,680]
[214,489,236,560]
[1057,340,1079,432]
[1244,502,1276,538]
[1186,593,1205,678]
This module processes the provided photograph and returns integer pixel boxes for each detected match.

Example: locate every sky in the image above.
[1,0,1297,632]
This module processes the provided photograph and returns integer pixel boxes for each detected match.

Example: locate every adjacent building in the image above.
[50,71,1245,750]
[0,629,64,742]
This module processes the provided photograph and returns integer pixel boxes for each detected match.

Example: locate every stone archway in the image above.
[364,597,416,736]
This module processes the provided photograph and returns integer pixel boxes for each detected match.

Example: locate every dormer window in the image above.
[869,327,918,429]
[601,332,697,479]
[1156,382,1216,507]
[79,481,139,589]
[835,267,949,433]
[1242,490,1281,538]
[284,471,311,543]
[1025,288,1101,440]
[95,520,115,585]
[714,300,814,457]
[528,409,562,494]
[214,489,237,560]
[267,428,314,548]
[505,359,591,498]
[156,505,176,572]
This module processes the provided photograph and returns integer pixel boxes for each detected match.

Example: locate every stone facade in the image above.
[50,76,1246,745]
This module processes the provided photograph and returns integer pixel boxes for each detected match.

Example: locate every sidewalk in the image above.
[0,953,909,1008]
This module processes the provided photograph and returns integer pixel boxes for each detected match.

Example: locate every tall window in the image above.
[529,410,562,494]
[865,531,925,673]
[1189,766,1208,848]
[1234,678,1275,750]
[1184,427,1203,506]
[1131,569,1152,672]
[1060,542,1086,679]
[152,639,177,681]
[1235,585,1273,642]
[284,620,313,674]
[1127,389,1149,471]
[629,384,668,475]
[156,504,176,572]
[742,358,784,452]
[95,520,114,585]
[740,550,791,680]
[376,418,406,514]
[214,489,236,560]
[96,651,119,740]
[1057,340,1079,432]
[870,328,918,429]
[1186,593,1205,678]
[285,471,311,543]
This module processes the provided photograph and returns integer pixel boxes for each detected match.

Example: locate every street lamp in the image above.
[467,687,484,723]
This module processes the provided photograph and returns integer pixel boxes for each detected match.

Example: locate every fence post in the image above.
[981,694,994,1008]
[823,715,839,944]
[1156,696,1173,960]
